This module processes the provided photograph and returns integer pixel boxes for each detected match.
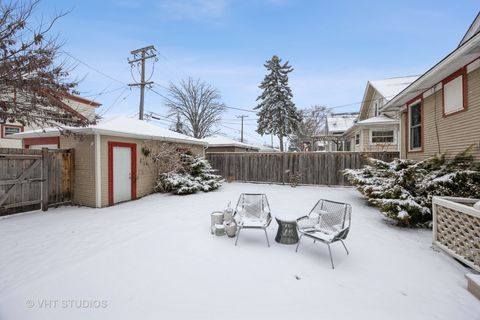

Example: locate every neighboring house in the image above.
[0,92,100,148]
[324,113,358,151]
[203,135,260,153]
[11,116,207,208]
[381,13,480,160]
[343,76,418,152]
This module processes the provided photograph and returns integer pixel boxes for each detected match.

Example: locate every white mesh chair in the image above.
[234,193,272,247]
[295,199,351,269]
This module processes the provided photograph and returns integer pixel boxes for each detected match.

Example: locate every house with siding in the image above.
[324,113,358,151]
[381,13,480,160]
[0,92,100,149]
[343,76,418,152]
[11,116,207,208]
[203,135,260,153]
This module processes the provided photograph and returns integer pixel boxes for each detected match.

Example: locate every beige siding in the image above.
[99,136,205,207]
[61,98,97,122]
[60,135,96,207]
[344,125,399,152]
[404,67,480,160]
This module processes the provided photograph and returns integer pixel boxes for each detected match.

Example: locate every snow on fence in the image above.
[206,151,399,186]
[432,196,480,272]
[0,148,74,216]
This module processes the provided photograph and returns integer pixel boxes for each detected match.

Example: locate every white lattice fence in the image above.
[432,197,480,272]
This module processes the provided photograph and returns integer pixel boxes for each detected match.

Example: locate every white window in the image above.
[371,129,395,144]
[409,102,422,150]
[443,74,465,114]
[355,133,360,145]
[374,101,379,117]
[3,126,21,136]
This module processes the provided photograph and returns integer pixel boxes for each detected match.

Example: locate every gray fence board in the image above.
[207,151,399,186]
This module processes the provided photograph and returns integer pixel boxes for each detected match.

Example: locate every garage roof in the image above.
[10,116,208,146]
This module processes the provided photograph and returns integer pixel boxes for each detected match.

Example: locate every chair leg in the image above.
[295,234,303,252]
[263,228,270,247]
[340,240,349,255]
[235,226,242,246]
[327,243,335,269]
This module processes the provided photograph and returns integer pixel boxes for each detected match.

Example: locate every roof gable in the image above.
[358,76,419,120]
[459,12,480,47]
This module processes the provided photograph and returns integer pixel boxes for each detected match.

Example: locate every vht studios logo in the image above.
[26,299,108,309]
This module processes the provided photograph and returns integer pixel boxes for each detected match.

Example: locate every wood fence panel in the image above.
[207,151,399,186]
[0,148,74,216]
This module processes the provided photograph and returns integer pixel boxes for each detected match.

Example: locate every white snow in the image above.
[356,115,399,125]
[0,183,478,320]
[202,135,260,150]
[326,114,358,134]
[369,76,419,100]
[10,116,207,146]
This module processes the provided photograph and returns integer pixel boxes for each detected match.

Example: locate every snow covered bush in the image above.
[344,148,480,227]
[158,153,223,195]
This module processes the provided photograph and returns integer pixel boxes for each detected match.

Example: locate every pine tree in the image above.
[255,55,302,151]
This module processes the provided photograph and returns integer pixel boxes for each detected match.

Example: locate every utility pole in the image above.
[236,115,248,142]
[128,45,157,120]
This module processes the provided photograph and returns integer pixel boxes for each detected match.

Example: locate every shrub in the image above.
[157,153,224,195]
[344,148,480,227]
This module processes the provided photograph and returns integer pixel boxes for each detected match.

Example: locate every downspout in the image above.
[433,85,441,153]
[94,133,102,208]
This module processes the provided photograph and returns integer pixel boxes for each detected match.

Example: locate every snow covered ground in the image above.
[0,183,478,320]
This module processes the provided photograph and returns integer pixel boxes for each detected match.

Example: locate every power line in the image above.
[99,87,132,117]
[61,50,127,85]
[82,86,127,98]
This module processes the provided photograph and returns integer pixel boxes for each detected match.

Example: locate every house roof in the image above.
[369,76,420,101]
[356,115,399,125]
[382,20,480,112]
[459,12,480,47]
[10,116,208,146]
[202,135,260,150]
[326,114,357,134]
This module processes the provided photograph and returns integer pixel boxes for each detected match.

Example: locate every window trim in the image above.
[1,124,24,138]
[442,67,468,117]
[407,97,423,152]
[355,132,360,145]
[369,128,395,145]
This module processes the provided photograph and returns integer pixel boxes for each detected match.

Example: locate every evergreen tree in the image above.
[255,55,302,151]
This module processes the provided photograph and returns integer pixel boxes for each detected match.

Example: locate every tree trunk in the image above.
[279,135,284,152]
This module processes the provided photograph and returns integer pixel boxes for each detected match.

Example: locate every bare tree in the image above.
[289,105,330,151]
[0,0,89,128]
[163,77,226,139]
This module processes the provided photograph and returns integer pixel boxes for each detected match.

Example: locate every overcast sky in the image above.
[37,0,479,146]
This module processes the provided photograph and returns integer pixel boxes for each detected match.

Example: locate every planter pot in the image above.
[214,224,226,236]
[211,211,224,227]
[224,208,234,222]
[224,221,237,237]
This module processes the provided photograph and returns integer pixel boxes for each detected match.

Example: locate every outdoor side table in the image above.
[275,216,299,244]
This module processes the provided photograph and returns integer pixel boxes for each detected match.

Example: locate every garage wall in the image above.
[99,136,205,207]
[60,135,96,207]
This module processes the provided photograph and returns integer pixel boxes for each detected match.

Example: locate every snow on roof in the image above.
[369,76,419,100]
[202,135,260,150]
[326,114,357,133]
[10,116,207,146]
[356,115,399,125]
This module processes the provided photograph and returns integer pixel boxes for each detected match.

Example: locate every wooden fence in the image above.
[0,148,74,216]
[206,151,399,186]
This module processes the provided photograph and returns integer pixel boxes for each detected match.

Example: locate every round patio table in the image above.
[275,215,299,244]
